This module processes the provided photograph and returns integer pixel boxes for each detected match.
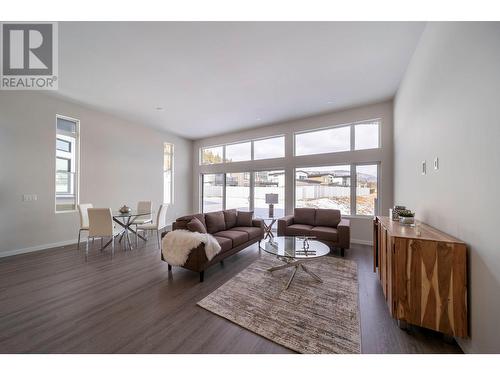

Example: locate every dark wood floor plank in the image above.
[0,237,461,354]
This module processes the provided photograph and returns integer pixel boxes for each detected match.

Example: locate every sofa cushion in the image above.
[286,224,314,236]
[215,230,249,247]
[223,209,238,229]
[213,236,233,253]
[232,226,261,240]
[294,208,316,226]
[236,211,253,227]
[311,226,338,242]
[315,209,341,228]
[205,211,226,234]
[186,217,207,233]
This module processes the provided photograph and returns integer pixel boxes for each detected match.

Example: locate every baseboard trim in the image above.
[0,239,79,258]
[0,224,174,259]
[351,238,373,246]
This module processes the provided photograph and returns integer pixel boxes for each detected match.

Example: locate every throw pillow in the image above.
[187,217,207,233]
[236,211,254,227]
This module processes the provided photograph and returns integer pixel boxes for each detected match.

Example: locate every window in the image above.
[225,172,250,210]
[225,142,251,162]
[55,116,79,212]
[201,146,224,165]
[253,136,285,160]
[56,138,71,152]
[202,174,224,212]
[295,126,350,156]
[295,165,351,215]
[356,164,378,215]
[355,121,380,150]
[254,170,285,218]
[163,143,174,204]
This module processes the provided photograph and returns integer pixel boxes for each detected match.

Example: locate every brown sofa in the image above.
[161,209,263,282]
[277,208,350,256]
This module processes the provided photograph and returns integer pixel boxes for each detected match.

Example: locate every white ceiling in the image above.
[57,22,425,140]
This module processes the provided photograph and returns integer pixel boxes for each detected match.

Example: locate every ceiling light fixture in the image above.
[155,107,164,111]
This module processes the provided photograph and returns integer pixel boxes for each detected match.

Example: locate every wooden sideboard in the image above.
[373,216,468,337]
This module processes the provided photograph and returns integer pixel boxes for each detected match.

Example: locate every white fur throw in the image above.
[161,229,221,266]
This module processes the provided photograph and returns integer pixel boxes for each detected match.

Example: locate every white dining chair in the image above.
[86,208,124,260]
[136,204,169,249]
[133,200,152,243]
[77,203,93,250]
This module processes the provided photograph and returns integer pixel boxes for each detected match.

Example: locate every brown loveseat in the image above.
[161,209,263,282]
[277,208,350,256]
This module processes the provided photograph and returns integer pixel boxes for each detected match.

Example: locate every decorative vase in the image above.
[119,205,131,214]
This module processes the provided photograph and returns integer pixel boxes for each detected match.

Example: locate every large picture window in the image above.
[295,165,351,215]
[55,116,79,212]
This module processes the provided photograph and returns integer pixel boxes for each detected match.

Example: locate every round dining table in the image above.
[112,210,151,250]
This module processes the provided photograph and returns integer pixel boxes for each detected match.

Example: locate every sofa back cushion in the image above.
[294,208,316,226]
[315,209,341,228]
[223,209,238,229]
[205,211,226,234]
[187,217,207,233]
[236,211,254,227]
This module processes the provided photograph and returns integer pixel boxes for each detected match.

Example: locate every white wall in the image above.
[192,100,394,244]
[394,22,500,353]
[0,92,193,256]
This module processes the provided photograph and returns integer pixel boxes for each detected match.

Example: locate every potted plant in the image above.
[398,210,415,225]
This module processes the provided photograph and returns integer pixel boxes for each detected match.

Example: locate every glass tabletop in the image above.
[112,210,152,218]
[260,236,330,259]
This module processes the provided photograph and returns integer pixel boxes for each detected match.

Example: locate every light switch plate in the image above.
[434,157,439,170]
[22,194,38,202]
[421,161,426,175]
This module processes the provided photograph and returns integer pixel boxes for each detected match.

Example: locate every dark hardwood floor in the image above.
[0,236,462,354]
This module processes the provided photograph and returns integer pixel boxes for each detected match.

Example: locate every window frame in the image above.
[55,114,80,214]
[200,145,225,165]
[252,135,286,161]
[224,140,252,163]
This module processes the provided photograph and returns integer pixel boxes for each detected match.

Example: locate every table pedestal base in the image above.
[267,257,323,290]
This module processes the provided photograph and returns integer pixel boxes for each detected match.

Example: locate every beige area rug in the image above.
[197,255,361,354]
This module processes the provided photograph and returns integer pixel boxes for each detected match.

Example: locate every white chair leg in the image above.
[156,230,161,249]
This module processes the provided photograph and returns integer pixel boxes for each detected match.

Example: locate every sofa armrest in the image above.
[337,218,351,249]
[252,218,264,239]
[278,215,294,236]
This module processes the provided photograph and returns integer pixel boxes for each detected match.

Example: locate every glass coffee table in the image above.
[259,236,330,290]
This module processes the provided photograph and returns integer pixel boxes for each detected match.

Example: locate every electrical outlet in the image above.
[434,157,439,170]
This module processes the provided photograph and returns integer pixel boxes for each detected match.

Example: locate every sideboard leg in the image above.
[397,320,408,331]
